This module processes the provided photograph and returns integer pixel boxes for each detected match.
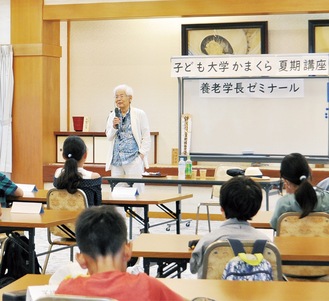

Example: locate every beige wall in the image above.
[0,1,328,166]
[1,2,328,166]
[63,13,329,165]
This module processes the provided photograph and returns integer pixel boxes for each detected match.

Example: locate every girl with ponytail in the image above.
[270,153,329,230]
[54,136,102,207]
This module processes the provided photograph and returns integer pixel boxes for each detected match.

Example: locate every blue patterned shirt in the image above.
[112,109,139,166]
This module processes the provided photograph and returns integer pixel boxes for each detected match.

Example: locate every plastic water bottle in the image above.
[185,156,192,179]
[178,158,186,179]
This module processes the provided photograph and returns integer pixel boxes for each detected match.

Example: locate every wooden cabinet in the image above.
[94,137,109,163]
[57,135,95,163]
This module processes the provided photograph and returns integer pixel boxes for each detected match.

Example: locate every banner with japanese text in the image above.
[171,54,329,77]
[198,79,304,98]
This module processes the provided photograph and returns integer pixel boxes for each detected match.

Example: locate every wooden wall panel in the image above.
[11,0,43,43]
[12,53,60,188]
[42,56,60,165]
[43,0,329,21]
[43,20,61,45]
[11,0,61,188]
[12,57,44,186]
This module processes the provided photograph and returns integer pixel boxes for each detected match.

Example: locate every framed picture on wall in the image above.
[181,21,268,55]
[309,20,329,53]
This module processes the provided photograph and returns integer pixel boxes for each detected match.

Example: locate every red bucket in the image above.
[72,116,84,131]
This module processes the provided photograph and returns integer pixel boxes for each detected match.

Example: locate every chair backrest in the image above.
[276,211,329,277]
[201,239,283,281]
[276,212,329,237]
[47,188,88,238]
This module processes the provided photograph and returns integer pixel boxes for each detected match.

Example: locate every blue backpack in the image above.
[222,239,273,281]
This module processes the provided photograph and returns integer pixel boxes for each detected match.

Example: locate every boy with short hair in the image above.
[55,205,186,301]
[190,176,270,278]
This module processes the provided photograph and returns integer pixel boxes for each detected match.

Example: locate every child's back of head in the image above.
[76,205,127,259]
[220,176,262,221]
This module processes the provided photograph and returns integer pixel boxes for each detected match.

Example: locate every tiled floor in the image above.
[34,183,277,278]
[7,183,329,283]
[34,218,200,277]
[35,215,220,276]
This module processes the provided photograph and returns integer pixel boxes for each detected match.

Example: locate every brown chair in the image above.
[201,239,284,281]
[42,188,88,274]
[276,211,329,277]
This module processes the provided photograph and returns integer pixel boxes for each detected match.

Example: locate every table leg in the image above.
[263,184,277,211]
[123,206,133,240]
[124,206,149,234]
[177,184,182,234]
[176,201,181,234]
[27,229,35,273]
[144,206,149,233]
[262,181,282,211]
[109,181,115,191]
[143,258,151,274]
[129,214,133,240]
[264,185,270,211]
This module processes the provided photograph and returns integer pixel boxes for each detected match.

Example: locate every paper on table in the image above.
[26,284,58,301]
[16,183,38,192]
[11,202,44,214]
[26,262,87,301]
[112,187,138,197]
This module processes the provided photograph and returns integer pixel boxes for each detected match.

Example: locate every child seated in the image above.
[55,205,187,301]
[190,176,270,278]
[54,135,102,206]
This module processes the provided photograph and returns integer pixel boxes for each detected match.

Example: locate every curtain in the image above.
[0,45,14,172]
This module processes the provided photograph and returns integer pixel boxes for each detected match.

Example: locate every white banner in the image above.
[181,114,192,156]
[198,78,304,98]
[171,53,329,77]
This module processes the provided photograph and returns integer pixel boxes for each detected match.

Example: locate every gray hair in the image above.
[113,84,133,97]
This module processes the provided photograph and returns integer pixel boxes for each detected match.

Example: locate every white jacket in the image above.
[105,106,151,171]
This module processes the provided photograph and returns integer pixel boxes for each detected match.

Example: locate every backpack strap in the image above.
[251,240,267,255]
[9,232,29,253]
[227,239,246,256]
[243,239,267,266]
[227,239,267,266]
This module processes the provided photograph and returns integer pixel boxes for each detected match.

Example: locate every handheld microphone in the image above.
[114,108,120,129]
